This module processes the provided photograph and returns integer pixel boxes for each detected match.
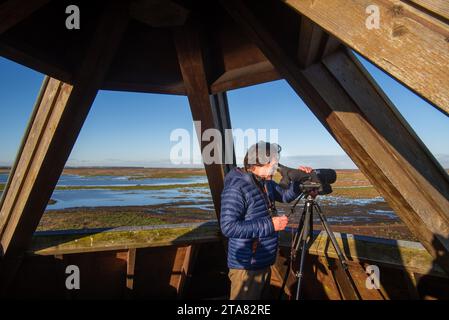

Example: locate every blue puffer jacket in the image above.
[220,167,301,270]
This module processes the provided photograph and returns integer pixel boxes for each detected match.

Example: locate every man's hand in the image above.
[298,166,313,173]
[272,215,289,231]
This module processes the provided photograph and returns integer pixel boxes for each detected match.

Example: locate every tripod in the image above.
[279,191,360,300]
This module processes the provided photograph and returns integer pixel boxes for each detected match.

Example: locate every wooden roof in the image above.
[0,0,290,94]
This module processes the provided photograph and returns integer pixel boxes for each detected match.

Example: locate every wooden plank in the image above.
[218,16,275,73]
[210,61,280,94]
[173,23,227,220]
[0,78,69,291]
[0,0,50,34]
[101,81,186,95]
[406,0,449,21]
[125,248,136,298]
[176,244,199,298]
[283,0,449,116]
[315,256,345,299]
[169,246,188,293]
[0,3,129,292]
[221,0,449,274]
[29,223,221,256]
[327,258,360,300]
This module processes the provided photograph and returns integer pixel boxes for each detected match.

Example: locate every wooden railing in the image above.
[10,221,447,299]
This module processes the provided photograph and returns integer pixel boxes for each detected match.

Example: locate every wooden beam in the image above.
[169,246,188,295]
[210,61,280,94]
[103,62,280,95]
[210,92,236,174]
[298,16,325,68]
[29,222,221,256]
[173,23,227,221]
[321,34,342,58]
[221,0,449,274]
[176,244,199,298]
[0,3,129,292]
[125,248,136,298]
[298,16,342,68]
[0,0,50,35]
[282,0,449,116]
[101,81,186,95]
[406,0,449,21]
[326,255,361,300]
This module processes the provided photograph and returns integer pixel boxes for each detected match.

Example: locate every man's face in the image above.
[251,159,279,179]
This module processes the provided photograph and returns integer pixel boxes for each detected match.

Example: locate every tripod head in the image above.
[284,179,327,218]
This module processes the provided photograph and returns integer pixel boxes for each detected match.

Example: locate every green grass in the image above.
[54,182,209,191]
[38,210,167,231]
[61,167,206,180]
[129,172,206,179]
[330,186,380,198]
[74,172,204,179]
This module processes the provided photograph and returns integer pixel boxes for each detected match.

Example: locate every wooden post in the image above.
[0,3,129,292]
[297,16,341,69]
[221,0,449,275]
[176,244,199,298]
[174,23,230,221]
[210,92,236,175]
[125,248,136,298]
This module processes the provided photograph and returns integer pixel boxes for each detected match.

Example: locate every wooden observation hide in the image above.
[0,0,448,299]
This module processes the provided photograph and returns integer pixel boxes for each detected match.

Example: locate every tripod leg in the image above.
[292,207,306,258]
[295,201,313,300]
[279,206,306,300]
[315,204,361,300]
[309,206,314,241]
[316,205,348,266]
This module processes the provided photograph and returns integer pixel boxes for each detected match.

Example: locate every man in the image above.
[220,141,312,300]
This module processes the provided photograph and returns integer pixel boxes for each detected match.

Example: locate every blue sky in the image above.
[0,54,448,168]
